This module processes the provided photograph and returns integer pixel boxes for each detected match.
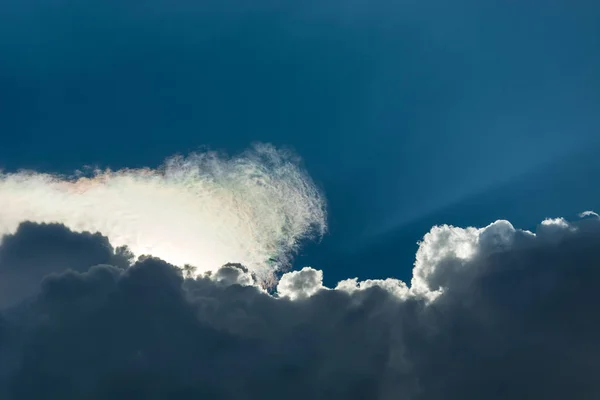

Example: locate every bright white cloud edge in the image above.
[275,212,598,301]
[0,144,326,283]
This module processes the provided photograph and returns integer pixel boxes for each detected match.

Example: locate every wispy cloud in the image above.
[0,144,326,281]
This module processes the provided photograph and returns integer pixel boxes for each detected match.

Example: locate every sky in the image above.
[1,1,600,398]
[2,0,599,284]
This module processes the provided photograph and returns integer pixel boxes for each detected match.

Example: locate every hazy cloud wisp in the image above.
[0,144,326,281]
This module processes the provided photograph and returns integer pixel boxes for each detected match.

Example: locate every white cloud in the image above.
[335,277,409,298]
[0,144,326,282]
[277,267,325,300]
[579,210,599,219]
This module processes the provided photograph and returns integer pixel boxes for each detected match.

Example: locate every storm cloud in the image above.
[1,213,599,399]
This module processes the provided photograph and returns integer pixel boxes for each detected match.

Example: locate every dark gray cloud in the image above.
[1,216,600,399]
[0,222,133,308]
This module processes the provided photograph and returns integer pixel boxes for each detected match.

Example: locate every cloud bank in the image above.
[1,212,599,399]
[0,144,326,281]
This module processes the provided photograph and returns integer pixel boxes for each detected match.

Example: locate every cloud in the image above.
[580,210,600,219]
[211,263,256,287]
[1,213,599,398]
[0,144,326,282]
[277,267,324,300]
[0,222,132,308]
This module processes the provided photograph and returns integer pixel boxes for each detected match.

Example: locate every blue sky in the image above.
[1,0,599,285]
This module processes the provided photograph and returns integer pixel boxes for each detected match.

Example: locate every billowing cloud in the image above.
[277,267,324,300]
[0,144,326,282]
[0,222,132,308]
[1,212,599,399]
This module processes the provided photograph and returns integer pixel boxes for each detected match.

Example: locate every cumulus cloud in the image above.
[211,263,256,287]
[0,222,132,308]
[0,212,599,399]
[0,144,326,281]
[335,277,409,299]
[277,267,325,300]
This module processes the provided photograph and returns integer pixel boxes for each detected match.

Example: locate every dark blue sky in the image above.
[1,0,599,285]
